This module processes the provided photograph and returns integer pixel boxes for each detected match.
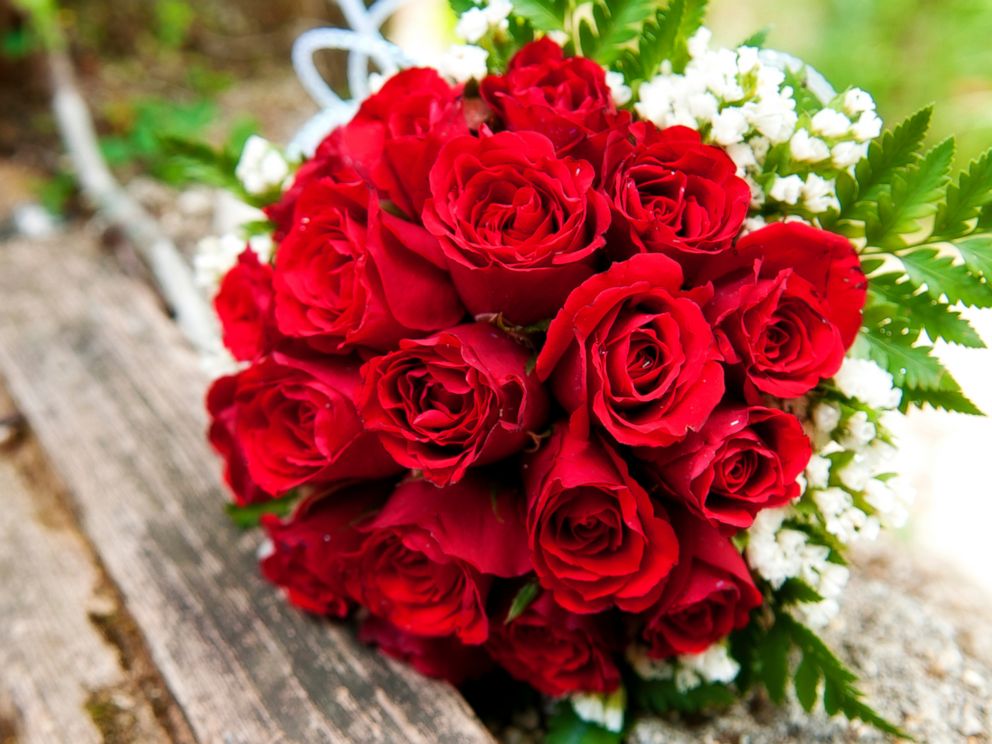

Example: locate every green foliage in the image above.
[225,493,299,529]
[735,612,910,739]
[546,703,622,744]
[505,580,540,623]
[632,677,735,715]
[507,0,569,32]
[834,106,992,415]
[618,0,708,88]
[576,0,657,65]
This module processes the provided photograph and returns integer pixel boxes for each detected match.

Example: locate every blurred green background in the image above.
[2,0,991,213]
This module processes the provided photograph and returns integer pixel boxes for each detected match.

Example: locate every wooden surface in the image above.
[0,234,494,744]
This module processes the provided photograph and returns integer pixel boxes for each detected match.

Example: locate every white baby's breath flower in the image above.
[571,688,625,733]
[790,129,831,162]
[455,7,488,42]
[831,140,869,168]
[833,357,901,409]
[710,107,749,145]
[236,135,290,196]
[810,108,852,138]
[802,173,839,213]
[605,71,632,106]
[843,88,875,115]
[840,411,877,450]
[687,27,712,59]
[439,44,489,83]
[852,110,883,141]
[806,454,831,489]
[769,174,804,205]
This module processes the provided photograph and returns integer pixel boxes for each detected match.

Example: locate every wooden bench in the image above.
[0,232,495,743]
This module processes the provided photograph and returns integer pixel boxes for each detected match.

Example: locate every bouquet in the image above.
[199,0,992,738]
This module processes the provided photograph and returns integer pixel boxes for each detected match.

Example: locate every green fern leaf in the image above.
[865,138,955,250]
[898,247,992,308]
[955,235,992,281]
[903,386,984,415]
[932,148,992,240]
[510,0,568,32]
[834,106,933,223]
[583,0,657,65]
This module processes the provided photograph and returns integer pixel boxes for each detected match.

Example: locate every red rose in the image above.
[260,485,389,616]
[215,247,276,362]
[358,323,549,486]
[480,38,621,159]
[640,406,811,531]
[700,222,867,398]
[273,179,463,353]
[603,123,750,259]
[232,354,400,495]
[421,130,611,325]
[206,374,274,506]
[537,254,725,448]
[640,510,762,658]
[524,424,679,614]
[359,616,493,686]
[265,128,361,240]
[486,592,622,697]
[341,68,469,218]
[349,476,531,644]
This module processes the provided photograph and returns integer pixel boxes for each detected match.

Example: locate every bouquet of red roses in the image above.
[199,0,992,738]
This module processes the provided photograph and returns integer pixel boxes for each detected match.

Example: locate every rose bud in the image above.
[206,374,274,506]
[358,323,549,486]
[265,127,362,240]
[603,122,751,259]
[486,592,622,697]
[359,616,493,686]
[230,354,401,495]
[348,476,531,645]
[421,130,612,325]
[640,509,762,658]
[214,247,277,362]
[260,484,390,616]
[639,406,812,531]
[537,253,725,449]
[699,222,867,398]
[341,68,470,219]
[273,179,464,354]
[480,38,624,162]
[523,424,679,614]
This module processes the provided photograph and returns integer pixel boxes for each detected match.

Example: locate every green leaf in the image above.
[867,273,985,348]
[835,106,933,222]
[510,0,568,32]
[780,615,911,739]
[758,619,790,704]
[932,148,992,240]
[633,677,735,715]
[956,235,992,281]
[582,0,657,65]
[505,580,540,623]
[858,325,949,390]
[865,138,955,250]
[739,26,770,48]
[224,493,299,529]
[546,703,622,744]
[776,578,826,605]
[794,653,821,712]
[899,247,992,308]
[901,386,984,415]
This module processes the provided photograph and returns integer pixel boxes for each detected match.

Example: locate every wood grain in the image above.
[0,416,171,743]
[0,235,494,744]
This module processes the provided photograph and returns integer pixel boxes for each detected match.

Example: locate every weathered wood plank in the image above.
[0,234,494,744]
[0,404,171,744]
